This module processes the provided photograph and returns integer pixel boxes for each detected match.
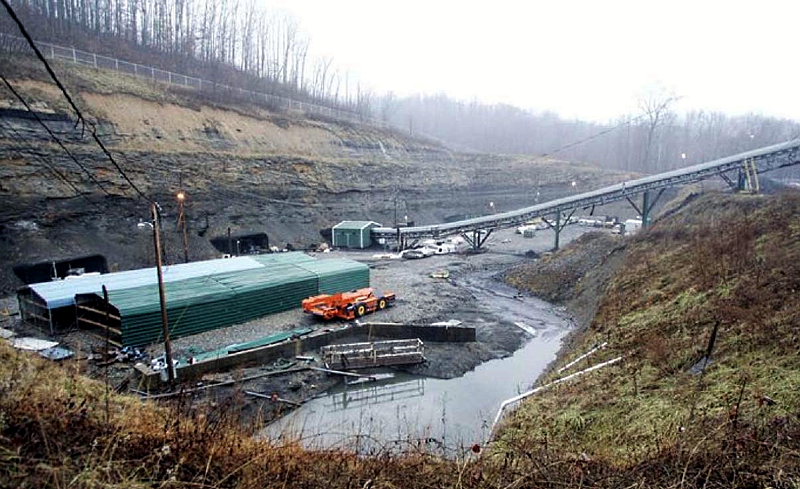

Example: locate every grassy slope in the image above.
[0,339,463,488]
[495,192,800,486]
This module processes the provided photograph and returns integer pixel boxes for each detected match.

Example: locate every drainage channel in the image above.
[261,272,574,456]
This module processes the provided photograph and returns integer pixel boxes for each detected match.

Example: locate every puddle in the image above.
[262,272,573,455]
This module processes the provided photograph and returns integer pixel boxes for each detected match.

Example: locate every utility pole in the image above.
[393,187,401,251]
[152,202,175,384]
[176,191,189,263]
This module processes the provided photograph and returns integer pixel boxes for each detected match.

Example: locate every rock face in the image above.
[0,64,634,292]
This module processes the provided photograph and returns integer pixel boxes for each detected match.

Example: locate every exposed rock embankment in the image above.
[504,232,626,329]
[0,57,635,293]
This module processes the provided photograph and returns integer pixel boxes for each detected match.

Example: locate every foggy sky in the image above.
[270,0,800,122]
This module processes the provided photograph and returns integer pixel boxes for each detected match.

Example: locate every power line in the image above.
[538,113,649,159]
[0,121,105,211]
[1,0,150,202]
[1,75,112,197]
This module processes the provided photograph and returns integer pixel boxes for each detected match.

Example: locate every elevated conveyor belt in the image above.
[373,139,800,242]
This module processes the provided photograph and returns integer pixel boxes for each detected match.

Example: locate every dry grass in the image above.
[494,192,800,486]
[0,339,475,488]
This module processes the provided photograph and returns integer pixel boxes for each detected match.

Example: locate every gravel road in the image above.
[144,225,589,376]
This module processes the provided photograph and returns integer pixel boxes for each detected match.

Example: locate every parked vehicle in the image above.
[624,219,643,235]
[401,249,429,259]
[302,287,396,320]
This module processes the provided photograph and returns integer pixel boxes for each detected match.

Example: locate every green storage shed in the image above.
[331,221,382,249]
[295,259,370,294]
[211,264,318,324]
[75,255,371,347]
[77,277,239,348]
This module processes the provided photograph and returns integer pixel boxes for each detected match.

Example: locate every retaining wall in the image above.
[145,322,476,383]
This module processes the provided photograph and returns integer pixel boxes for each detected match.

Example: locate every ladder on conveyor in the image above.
[742,158,760,194]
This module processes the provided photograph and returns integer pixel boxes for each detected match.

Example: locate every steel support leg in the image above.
[554,212,561,250]
[641,190,651,228]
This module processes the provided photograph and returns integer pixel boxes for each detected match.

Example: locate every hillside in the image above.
[0,55,636,292]
[498,191,800,486]
[1,191,797,487]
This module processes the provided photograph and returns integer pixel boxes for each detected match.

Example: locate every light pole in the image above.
[489,201,495,214]
[142,203,176,384]
[176,191,189,264]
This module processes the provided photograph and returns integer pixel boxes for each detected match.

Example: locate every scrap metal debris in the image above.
[95,346,146,366]
[38,346,74,361]
[431,319,462,327]
[12,337,59,351]
[151,355,179,371]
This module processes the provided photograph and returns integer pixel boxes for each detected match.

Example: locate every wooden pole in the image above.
[103,285,110,425]
[152,203,175,384]
[178,199,189,263]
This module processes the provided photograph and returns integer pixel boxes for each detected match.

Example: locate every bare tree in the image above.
[638,86,679,172]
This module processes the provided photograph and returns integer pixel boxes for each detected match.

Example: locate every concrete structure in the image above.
[144,321,476,383]
[332,221,381,249]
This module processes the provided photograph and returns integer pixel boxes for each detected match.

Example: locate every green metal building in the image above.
[331,221,382,249]
[74,254,370,347]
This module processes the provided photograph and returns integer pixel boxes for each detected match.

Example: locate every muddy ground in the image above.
[1,223,619,427]
[173,225,592,425]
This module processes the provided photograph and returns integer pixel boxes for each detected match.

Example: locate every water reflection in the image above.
[331,376,426,411]
[263,275,574,455]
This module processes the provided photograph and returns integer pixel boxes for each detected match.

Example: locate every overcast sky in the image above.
[270,0,799,123]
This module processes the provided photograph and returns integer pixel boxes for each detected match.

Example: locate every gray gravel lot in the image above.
[146,225,590,374]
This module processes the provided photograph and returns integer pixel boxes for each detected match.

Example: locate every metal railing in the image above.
[0,32,371,126]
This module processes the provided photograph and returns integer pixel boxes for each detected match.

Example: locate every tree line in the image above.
[376,92,800,176]
[1,0,373,113]
[3,1,798,177]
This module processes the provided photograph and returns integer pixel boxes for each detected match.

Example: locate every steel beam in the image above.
[718,172,735,190]
[371,140,800,241]
[641,191,651,228]
[543,209,574,251]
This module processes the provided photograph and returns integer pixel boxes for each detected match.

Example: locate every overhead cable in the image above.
[1,75,112,196]
[1,0,151,202]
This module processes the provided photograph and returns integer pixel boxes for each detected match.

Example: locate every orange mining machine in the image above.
[301,287,396,320]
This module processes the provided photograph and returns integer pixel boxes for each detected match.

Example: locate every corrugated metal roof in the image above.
[73,256,371,347]
[107,277,235,317]
[26,257,264,309]
[332,221,381,230]
[250,252,316,265]
[108,276,240,347]
[295,259,370,294]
